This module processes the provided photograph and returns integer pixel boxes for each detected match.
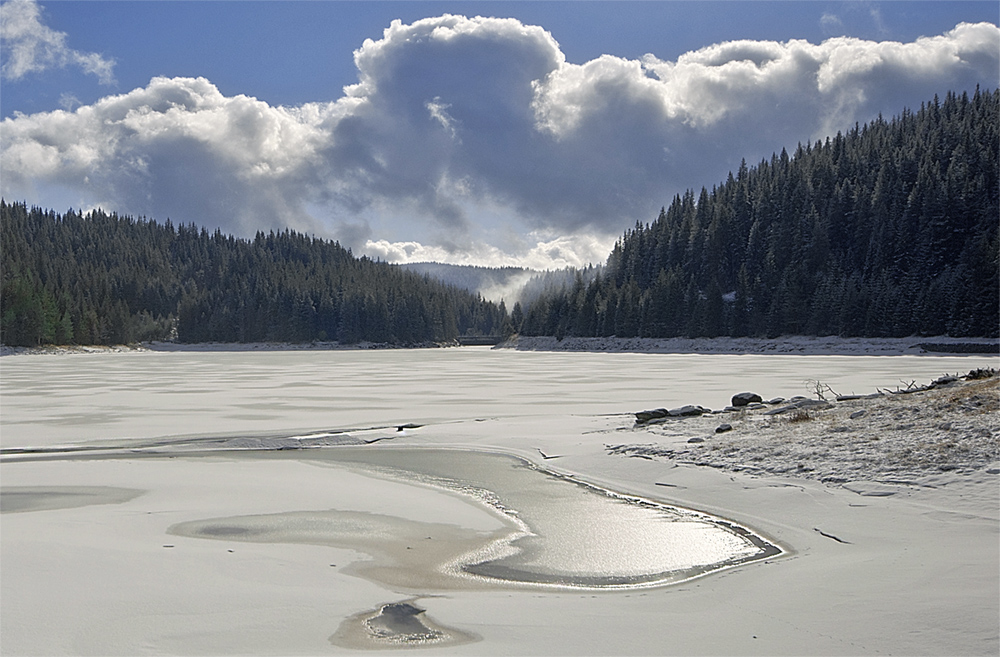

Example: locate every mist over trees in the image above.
[399,262,533,301]
[519,89,999,339]
[0,202,508,347]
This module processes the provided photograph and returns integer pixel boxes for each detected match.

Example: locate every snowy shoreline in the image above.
[611,373,1000,489]
[2,334,998,357]
[0,339,451,357]
[497,334,1000,356]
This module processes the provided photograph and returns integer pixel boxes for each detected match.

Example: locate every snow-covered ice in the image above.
[1,346,997,655]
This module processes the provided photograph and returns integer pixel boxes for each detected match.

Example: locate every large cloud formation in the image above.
[2,14,997,267]
[2,76,343,236]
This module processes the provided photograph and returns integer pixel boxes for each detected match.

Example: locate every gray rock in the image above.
[747,402,768,410]
[766,397,785,405]
[763,398,833,416]
[849,410,867,419]
[731,392,763,407]
[669,405,706,417]
[687,437,705,443]
[715,423,733,433]
[635,408,668,423]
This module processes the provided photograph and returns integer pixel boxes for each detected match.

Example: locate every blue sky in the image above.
[2,1,998,269]
[4,1,998,116]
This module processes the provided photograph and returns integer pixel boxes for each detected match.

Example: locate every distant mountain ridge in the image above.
[519,89,999,339]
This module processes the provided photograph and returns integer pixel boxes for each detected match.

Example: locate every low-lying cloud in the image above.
[2,13,997,268]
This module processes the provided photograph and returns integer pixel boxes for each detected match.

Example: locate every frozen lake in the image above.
[1,347,997,653]
[2,346,993,448]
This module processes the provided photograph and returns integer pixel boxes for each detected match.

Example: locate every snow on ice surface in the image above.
[1,344,997,655]
[1,342,996,447]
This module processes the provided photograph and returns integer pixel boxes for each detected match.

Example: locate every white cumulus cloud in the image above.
[1,0,115,83]
[365,231,615,270]
[1,76,345,235]
[2,15,998,270]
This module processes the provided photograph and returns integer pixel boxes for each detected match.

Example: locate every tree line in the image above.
[0,202,510,346]
[518,89,999,339]
[4,90,996,347]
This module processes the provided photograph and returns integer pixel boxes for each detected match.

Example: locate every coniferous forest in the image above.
[519,89,999,339]
[2,90,997,347]
[0,202,509,346]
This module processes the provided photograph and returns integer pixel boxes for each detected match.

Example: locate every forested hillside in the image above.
[521,89,999,339]
[4,90,996,347]
[0,202,509,346]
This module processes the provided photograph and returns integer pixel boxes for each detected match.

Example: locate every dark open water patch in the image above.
[195,525,257,537]
[0,486,144,513]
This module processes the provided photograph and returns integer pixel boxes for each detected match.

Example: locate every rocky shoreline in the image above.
[609,370,1000,490]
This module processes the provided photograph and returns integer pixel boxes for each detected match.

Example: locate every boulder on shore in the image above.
[635,405,709,423]
[763,398,832,416]
[732,392,763,407]
[635,408,668,423]
[669,405,708,417]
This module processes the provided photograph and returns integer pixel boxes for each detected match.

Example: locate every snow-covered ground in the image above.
[1,348,997,655]
[0,339,440,357]
[613,374,999,487]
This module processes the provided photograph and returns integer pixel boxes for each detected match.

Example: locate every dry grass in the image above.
[787,409,813,423]
[618,373,999,484]
[943,377,999,413]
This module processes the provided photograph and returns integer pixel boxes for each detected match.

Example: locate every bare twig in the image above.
[806,379,841,401]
